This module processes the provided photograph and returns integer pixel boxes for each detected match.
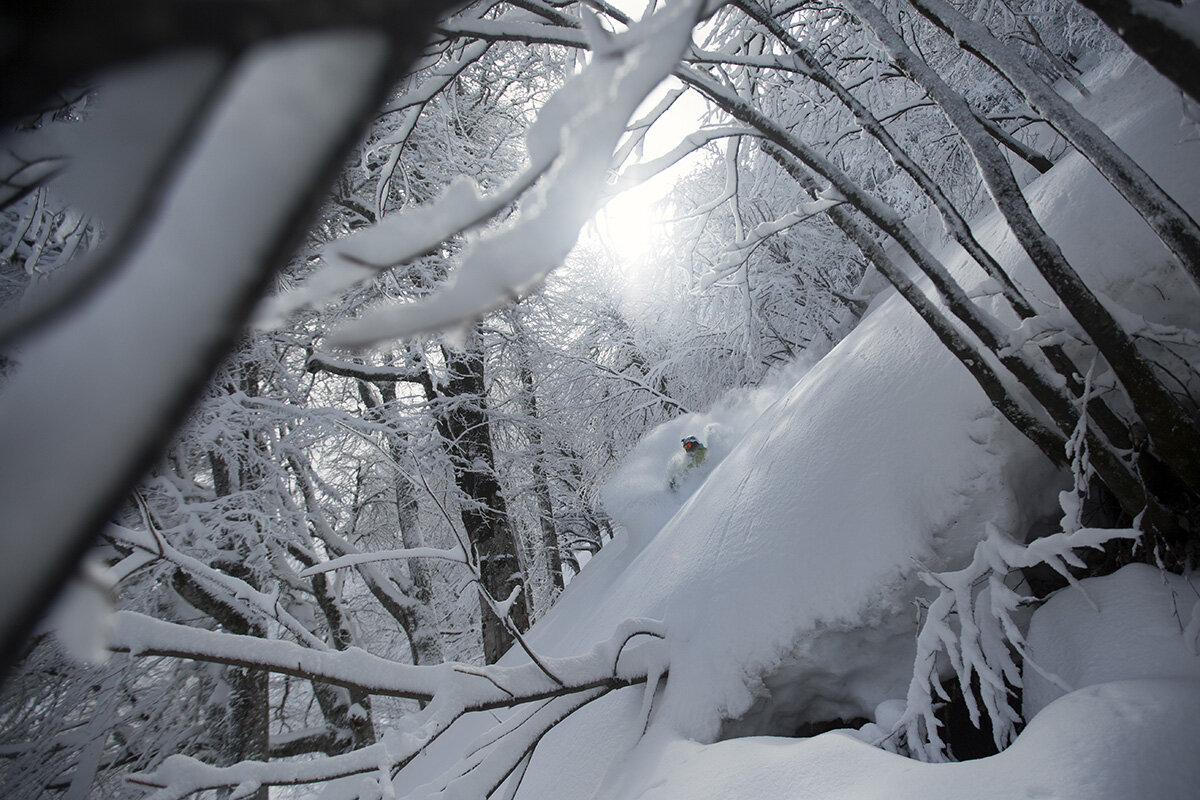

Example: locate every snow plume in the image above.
[599,358,816,548]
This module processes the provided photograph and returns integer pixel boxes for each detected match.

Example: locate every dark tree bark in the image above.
[1070,0,1200,105]
[430,330,531,663]
[289,545,377,752]
[365,381,446,668]
[512,310,565,596]
[172,571,269,800]
[910,0,1200,291]
[308,339,531,663]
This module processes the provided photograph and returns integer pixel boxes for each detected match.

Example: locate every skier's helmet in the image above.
[682,436,701,452]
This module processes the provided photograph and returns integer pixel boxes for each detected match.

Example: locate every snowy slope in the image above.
[594,676,1200,800]
[389,57,1200,800]
[600,565,1200,800]
[1022,563,1200,718]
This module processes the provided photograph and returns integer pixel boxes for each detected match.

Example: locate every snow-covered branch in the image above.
[106,522,328,651]
[110,611,664,704]
[700,189,845,289]
[611,125,760,192]
[559,353,692,414]
[1,0,463,124]
[297,546,470,578]
[910,0,1200,291]
[436,17,589,48]
[266,0,707,345]
[114,613,667,797]
[886,523,1140,761]
[305,352,426,384]
[404,688,610,800]
[0,32,403,665]
[379,40,493,116]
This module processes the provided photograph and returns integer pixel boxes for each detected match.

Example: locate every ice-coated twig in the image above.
[478,580,567,689]
[405,687,611,800]
[610,623,667,674]
[406,450,569,689]
[453,665,516,700]
[700,189,845,289]
[494,750,534,800]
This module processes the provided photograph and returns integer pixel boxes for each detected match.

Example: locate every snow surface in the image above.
[593,676,1200,800]
[1023,563,1200,718]
[601,566,1200,800]
[494,236,1060,796]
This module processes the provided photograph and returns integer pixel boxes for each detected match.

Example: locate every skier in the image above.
[669,436,707,491]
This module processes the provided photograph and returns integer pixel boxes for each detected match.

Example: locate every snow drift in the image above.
[599,564,1200,800]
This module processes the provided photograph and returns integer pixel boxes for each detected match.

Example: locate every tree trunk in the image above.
[511,311,565,598]
[910,0,1200,289]
[758,140,1066,461]
[373,382,446,667]
[1069,0,1200,105]
[172,571,269,800]
[852,0,1200,544]
[428,328,530,663]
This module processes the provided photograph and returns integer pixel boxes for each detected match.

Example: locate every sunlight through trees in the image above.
[2,0,1199,797]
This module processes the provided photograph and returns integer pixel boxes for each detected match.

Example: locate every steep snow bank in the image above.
[607,565,1200,800]
[503,129,1066,800]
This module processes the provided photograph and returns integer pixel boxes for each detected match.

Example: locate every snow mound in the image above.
[594,677,1200,800]
[1024,563,1200,719]
[536,283,1060,741]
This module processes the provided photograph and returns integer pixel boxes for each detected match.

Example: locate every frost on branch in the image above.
[881,360,1144,761]
[114,614,667,798]
[883,521,1140,762]
[700,188,845,290]
[263,0,706,344]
